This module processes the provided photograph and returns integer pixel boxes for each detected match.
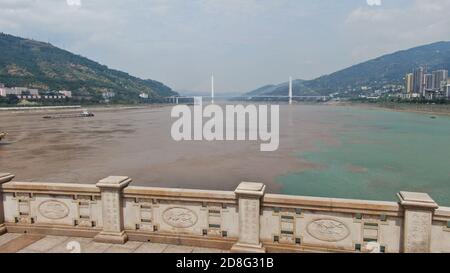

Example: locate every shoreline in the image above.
[3,101,450,117]
[329,101,450,117]
[0,103,173,115]
[0,105,82,111]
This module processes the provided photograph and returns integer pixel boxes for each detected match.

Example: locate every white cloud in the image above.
[344,0,450,63]
[1,0,450,92]
[66,0,81,7]
[366,0,382,6]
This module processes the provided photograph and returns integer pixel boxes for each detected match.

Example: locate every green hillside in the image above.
[247,41,450,97]
[0,33,177,103]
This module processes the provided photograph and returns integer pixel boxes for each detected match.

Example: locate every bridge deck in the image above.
[0,233,227,253]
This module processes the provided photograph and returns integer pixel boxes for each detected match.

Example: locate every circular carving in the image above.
[307,218,350,242]
[38,200,70,220]
[162,207,198,228]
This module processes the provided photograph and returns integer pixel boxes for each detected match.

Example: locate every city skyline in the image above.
[1,0,450,93]
[405,66,449,99]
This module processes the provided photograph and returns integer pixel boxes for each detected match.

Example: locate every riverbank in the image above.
[330,101,450,116]
[0,105,81,111]
[0,104,172,115]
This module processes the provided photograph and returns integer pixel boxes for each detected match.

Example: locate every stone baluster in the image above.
[94,176,132,244]
[0,173,15,235]
[231,182,266,253]
[397,191,438,253]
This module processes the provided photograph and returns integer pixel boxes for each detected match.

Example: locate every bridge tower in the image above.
[211,74,215,104]
[289,76,293,105]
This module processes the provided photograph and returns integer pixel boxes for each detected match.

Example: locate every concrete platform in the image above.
[0,233,228,253]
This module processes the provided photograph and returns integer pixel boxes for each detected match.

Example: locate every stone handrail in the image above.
[263,194,402,215]
[1,172,450,253]
[124,186,236,203]
[1,181,100,195]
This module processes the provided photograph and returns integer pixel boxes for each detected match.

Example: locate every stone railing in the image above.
[1,172,450,253]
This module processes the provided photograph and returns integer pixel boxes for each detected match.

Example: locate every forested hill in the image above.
[0,33,177,102]
[247,41,450,97]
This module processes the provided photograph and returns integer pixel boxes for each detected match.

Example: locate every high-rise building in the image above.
[413,67,425,95]
[424,74,433,90]
[446,80,450,98]
[405,73,413,95]
[432,70,448,91]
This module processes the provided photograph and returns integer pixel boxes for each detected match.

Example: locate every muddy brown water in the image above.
[0,105,340,192]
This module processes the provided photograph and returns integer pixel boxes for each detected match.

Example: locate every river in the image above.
[1,104,449,205]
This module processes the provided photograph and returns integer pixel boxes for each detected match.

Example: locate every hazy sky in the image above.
[1,0,450,93]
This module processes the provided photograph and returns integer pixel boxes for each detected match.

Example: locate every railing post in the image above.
[94,176,132,244]
[0,173,15,235]
[231,182,266,253]
[397,191,438,253]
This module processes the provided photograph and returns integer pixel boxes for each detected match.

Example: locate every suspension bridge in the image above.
[166,76,330,104]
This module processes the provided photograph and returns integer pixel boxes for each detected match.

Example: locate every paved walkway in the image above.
[0,233,227,253]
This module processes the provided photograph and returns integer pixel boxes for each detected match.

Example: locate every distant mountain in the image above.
[247,41,450,97]
[0,33,177,102]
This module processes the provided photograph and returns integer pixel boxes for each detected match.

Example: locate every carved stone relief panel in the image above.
[38,200,69,220]
[307,218,350,242]
[162,207,198,228]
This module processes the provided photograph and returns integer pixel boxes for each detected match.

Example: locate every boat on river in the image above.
[43,110,94,119]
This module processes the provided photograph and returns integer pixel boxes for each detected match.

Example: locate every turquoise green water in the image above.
[278,107,450,205]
